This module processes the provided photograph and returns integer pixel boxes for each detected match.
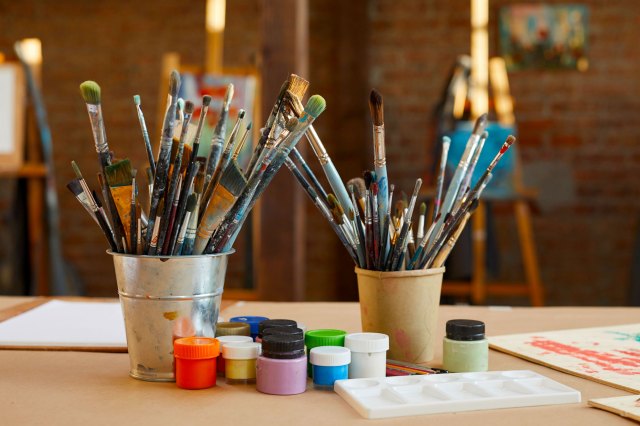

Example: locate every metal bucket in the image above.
[110,251,233,382]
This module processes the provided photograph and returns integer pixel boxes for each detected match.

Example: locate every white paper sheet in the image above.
[0,300,126,349]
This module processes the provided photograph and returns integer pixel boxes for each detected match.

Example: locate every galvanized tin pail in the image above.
[110,251,233,382]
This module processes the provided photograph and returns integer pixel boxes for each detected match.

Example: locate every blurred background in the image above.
[0,0,638,306]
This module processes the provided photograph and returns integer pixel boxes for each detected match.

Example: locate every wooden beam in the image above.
[259,0,309,301]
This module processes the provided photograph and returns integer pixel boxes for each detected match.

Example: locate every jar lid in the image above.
[230,316,269,335]
[305,329,347,348]
[446,319,486,341]
[216,321,251,337]
[262,327,304,339]
[258,319,298,336]
[310,346,351,367]
[296,322,307,335]
[174,337,220,359]
[261,334,305,359]
[345,332,389,353]
[216,335,254,346]
[222,342,261,360]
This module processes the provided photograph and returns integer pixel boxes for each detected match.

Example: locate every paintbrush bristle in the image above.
[420,202,427,215]
[202,95,212,107]
[224,83,234,107]
[246,122,252,131]
[472,113,488,135]
[238,109,246,119]
[169,70,180,97]
[288,74,310,99]
[186,193,197,212]
[286,90,304,117]
[219,161,248,197]
[105,159,133,187]
[71,160,84,180]
[369,89,384,126]
[185,101,195,115]
[304,95,326,119]
[348,209,355,221]
[327,194,337,209]
[363,171,373,190]
[133,94,141,105]
[79,81,101,105]
[348,178,366,199]
[505,135,516,147]
[66,179,83,196]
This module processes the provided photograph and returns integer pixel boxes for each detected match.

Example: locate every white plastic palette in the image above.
[334,370,581,419]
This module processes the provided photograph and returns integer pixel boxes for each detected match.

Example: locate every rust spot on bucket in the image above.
[163,311,178,321]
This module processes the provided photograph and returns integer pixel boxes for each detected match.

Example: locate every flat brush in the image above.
[133,94,155,176]
[291,147,329,204]
[105,159,134,252]
[146,70,180,252]
[193,161,247,255]
[287,91,355,215]
[80,81,126,252]
[205,83,234,189]
[173,193,197,255]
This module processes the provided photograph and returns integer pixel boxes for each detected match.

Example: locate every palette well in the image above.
[334,370,581,419]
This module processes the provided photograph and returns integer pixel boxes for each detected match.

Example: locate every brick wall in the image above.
[1,0,638,305]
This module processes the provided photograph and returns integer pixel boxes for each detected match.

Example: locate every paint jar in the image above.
[215,321,251,337]
[230,316,269,341]
[222,342,261,384]
[256,319,298,342]
[443,319,488,373]
[262,327,304,341]
[305,329,347,377]
[344,332,389,379]
[310,346,351,390]
[216,335,254,376]
[174,337,220,389]
[256,334,307,395]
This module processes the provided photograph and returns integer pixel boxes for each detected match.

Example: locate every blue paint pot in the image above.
[310,346,351,389]
[230,316,269,341]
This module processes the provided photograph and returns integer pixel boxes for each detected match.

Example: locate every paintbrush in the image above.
[170,96,212,250]
[328,194,360,262]
[148,198,165,255]
[173,193,197,255]
[157,100,194,253]
[363,171,374,269]
[349,184,367,257]
[193,161,248,254]
[86,188,119,252]
[105,159,134,252]
[431,211,471,268]
[347,177,367,218]
[202,109,245,213]
[233,122,252,162]
[181,193,200,256]
[145,70,180,252]
[389,179,422,271]
[285,156,358,264]
[80,81,126,252]
[207,95,326,253]
[286,90,354,214]
[407,213,439,270]
[204,83,234,190]
[291,147,329,204]
[371,181,381,266]
[433,136,451,221]
[133,95,155,176]
[130,170,138,254]
[454,130,487,212]
[369,89,390,241]
[417,202,427,240]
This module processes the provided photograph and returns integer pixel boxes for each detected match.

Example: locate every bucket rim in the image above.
[354,266,445,279]
[107,249,235,259]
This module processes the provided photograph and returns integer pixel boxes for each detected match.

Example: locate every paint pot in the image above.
[443,319,488,373]
[256,319,298,342]
[344,332,389,379]
[216,335,254,376]
[304,329,347,377]
[262,327,304,342]
[310,346,351,390]
[111,250,232,382]
[222,342,261,384]
[174,337,220,389]
[256,334,307,395]
[230,316,269,341]
[215,321,251,337]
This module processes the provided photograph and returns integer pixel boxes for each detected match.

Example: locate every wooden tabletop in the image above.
[0,297,637,425]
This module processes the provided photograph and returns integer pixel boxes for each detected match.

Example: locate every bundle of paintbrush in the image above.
[69,71,326,256]
[286,88,517,271]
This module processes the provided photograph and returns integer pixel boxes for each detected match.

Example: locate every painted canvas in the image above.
[490,323,640,393]
[499,4,589,71]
